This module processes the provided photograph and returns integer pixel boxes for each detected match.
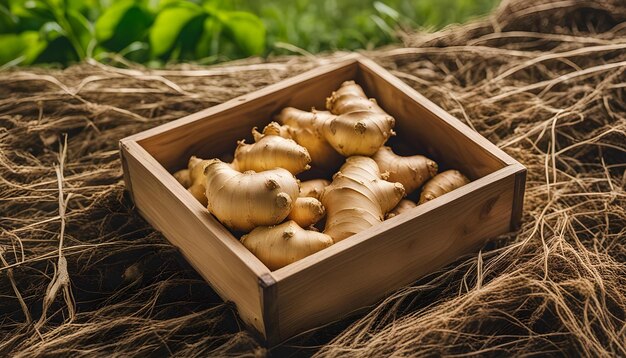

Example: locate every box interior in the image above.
[138,61,505,179]
[135,59,508,263]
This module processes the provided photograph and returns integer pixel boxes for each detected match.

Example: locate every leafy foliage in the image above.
[0,0,266,66]
[0,0,497,66]
[232,0,498,54]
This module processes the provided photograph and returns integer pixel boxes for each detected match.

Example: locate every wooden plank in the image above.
[120,140,270,336]
[510,163,527,231]
[356,57,516,179]
[119,140,135,202]
[259,273,280,346]
[271,165,518,340]
[133,58,360,172]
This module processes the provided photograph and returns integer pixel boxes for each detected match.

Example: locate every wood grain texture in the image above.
[120,140,270,336]
[258,273,280,346]
[510,164,527,231]
[271,165,518,340]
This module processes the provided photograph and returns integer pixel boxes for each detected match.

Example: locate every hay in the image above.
[1,0,625,355]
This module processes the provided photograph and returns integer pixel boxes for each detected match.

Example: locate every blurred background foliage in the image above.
[0,0,498,67]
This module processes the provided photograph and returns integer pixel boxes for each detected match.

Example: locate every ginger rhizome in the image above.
[419,170,470,204]
[241,221,334,270]
[251,121,292,141]
[299,179,330,200]
[173,169,191,188]
[204,159,299,232]
[373,146,438,194]
[287,197,326,228]
[276,108,343,170]
[231,122,311,175]
[321,156,405,242]
[386,199,417,219]
[323,81,395,156]
[278,81,397,158]
[326,80,386,115]
[169,79,472,271]
[186,156,213,206]
[276,107,333,132]
[172,157,208,204]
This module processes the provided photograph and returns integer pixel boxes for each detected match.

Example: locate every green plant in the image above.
[237,0,498,55]
[0,0,499,67]
[0,0,94,65]
[0,0,265,66]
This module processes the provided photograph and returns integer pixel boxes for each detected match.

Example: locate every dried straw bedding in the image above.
[1,0,625,356]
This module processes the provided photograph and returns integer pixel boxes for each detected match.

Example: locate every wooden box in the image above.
[119,55,526,345]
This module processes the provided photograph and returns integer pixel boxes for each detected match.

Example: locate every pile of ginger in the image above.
[173,81,469,270]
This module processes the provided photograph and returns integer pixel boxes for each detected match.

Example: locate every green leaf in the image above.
[155,0,189,11]
[0,31,46,65]
[373,1,400,21]
[39,20,64,41]
[35,33,79,64]
[149,3,204,56]
[370,14,395,38]
[96,0,152,51]
[10,0,53,31]
[66,9,94,57]
[173,12,204,60]
[140,0,160,13]
[0,4,18,33]
[65,0,87,12]
[95,0,135,42]
[195,15,219,58]
[19,0,54,17]
[46,0,64,10]
[218,11,265,56]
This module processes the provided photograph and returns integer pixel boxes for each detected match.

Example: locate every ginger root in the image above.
[288,197,325,228]
[299,179,330,200]
[176,79,468,269]
[322,111,395,156]
[276,107,333,132]
[173,169,191,188]
[373,146,438,194]
[231,122,311,175]
[278,83,396,157]
[419,170,470,204]
[276,108,343,170]
[204,159,299,232]
[187,156,212,206]
[251,121,292,141]
[386,199,417,219]
[241,220,334,270]
[323,81,395,156]
[322,156,405,242]
[326,80,386,115]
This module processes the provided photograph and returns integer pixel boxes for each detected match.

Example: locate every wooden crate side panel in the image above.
[138,62,359,172]
[121,141,267,336]
[356,59,508,180]
[259,274,280,345]
[272,168,517,340]
[510,165,527,231]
